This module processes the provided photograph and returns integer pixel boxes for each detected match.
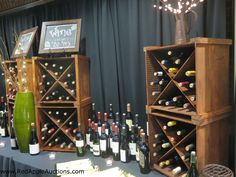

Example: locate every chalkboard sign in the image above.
[39,19,81,54]
[11,27,38,58]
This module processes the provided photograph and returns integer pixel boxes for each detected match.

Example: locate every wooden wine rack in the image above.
[144,38,232,176]
[33,55,91,152]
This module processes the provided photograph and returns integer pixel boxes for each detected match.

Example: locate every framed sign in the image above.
[11,26,38,58]
[38,19,81,54]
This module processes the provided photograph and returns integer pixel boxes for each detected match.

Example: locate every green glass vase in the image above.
[13,92,36,153]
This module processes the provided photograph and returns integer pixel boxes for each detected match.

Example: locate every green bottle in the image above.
[186,151,199,177]
[75,123,85,156]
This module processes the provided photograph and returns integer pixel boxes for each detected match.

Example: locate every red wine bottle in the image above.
[89,121,95,152]
[97,112,102,136]
[120,126,130,163]
[86,119,92,149]
[75,123,85,156]
[136,128,144,162]
[91,103,97,122]
[108,123,116,155]
[100,124,108,158]
[29,123,40,155]
[108,104,115,125]
[93,123,100,156]
[129,125,137,160]
[10,125,18,150]
[112,125,120,161]
[103,113,110,136]
[126,103,133,131]
[139,133,150,174]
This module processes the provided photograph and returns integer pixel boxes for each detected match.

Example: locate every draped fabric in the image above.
[0,0,226,128]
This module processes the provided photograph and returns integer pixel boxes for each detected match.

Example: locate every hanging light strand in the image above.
[154,0,204,14]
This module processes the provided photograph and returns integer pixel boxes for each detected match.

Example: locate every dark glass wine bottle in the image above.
[108,122,116,155]
[0,97,8,137]
[97,112,102,136]
[108,104,115,126]
[29,123,40,155]
[100,124,109,158]
[120,126,130,163]
[75,123,85,156]
[86,119,92,149]
[126,103,133,131]
[122,113,129,137]
[10,124,18,150]
[93,123,100,157]
[115,112,121,129]
[91,103,97,122]
[136,128,144,162]
[103,113,110,136]
[186,151,199,177]
[89,121,95,152]
[139,133,150,174]
[112,125,120,161]
[129,125,137,160]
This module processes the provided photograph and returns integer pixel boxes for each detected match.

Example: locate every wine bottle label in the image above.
[29,144,40,154]
[120,149,127,162]
[76,140,84,147]
[98,127,102,136]
[112,142,119,153]
[109,138,113,150]
[126,120,133,131]
[139,151,145,168]
[86,134,90,146]
[93,144,100,156]
[100,140,107,151]
[136,148,140,161]
[0,128,5,136]
[129,143,136,155]
[105,129,109,136]
[10,138,16,147]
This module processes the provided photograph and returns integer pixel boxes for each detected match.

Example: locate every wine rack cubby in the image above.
[33,55,91,152]
[145,38,232,176]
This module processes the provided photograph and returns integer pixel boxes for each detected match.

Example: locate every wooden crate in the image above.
[144,38,232,176]
[33,55,91,152]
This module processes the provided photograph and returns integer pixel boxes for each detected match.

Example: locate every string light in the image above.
[154,0,204,14]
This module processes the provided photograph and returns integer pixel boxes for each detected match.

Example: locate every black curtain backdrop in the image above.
[0,0,226,128]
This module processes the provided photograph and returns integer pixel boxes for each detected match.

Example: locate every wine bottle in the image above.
[185,70,196,77]
[150,80,159,86]
[153,139,166,148]
[154,133,164,139]
[93,123,100,156]
[139,133,150,174]
[48,128,55,134]
[48,140,56,147]
[178,81,190,87]
[185,144,195,152]
[108,122,116,155]
[161,60,170,67]
[173,95,183,102]
[158,99,166,105]
[86,119,92,149]
[68,143,75,149]
[159,79,168,86]
[168,68,178,74]
[129,125,137,160]
[10,125,18,150]
[163,121,177,130]
[89,121,95,152]
[103,113,110,136]
[122,113,129,137]
[91,103,97,122]
[97,112,102,136]
[190,95,196,102]
[177,129,186,136]
[136,128,144,162]
[189,83,196,89]
[182,151,191,160]
[112,125,120,161]
[152,91,160,97]
[115,112,121,128]
[60,142,67,149]
[165,100,177,106]
[134,114,139,135]
[183,103,192,109]
[75,123,85,156]
[165,156,180,166]
[108,104,115,126]
[100,124,108,158]
[154,71,164,77]
[29,123,40,155]
[126,103,133,131]
[120,126,131,163]
[162,142,171,149]
[0,100,9,137]
[186,151,199,177]
[55,137,61,143]
[172,166,182,175]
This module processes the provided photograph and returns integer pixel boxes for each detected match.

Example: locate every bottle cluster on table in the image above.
[75,102,151,174]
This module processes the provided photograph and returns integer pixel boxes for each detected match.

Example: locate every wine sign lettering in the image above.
[39,19,81,54]
[11,27,38,58]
